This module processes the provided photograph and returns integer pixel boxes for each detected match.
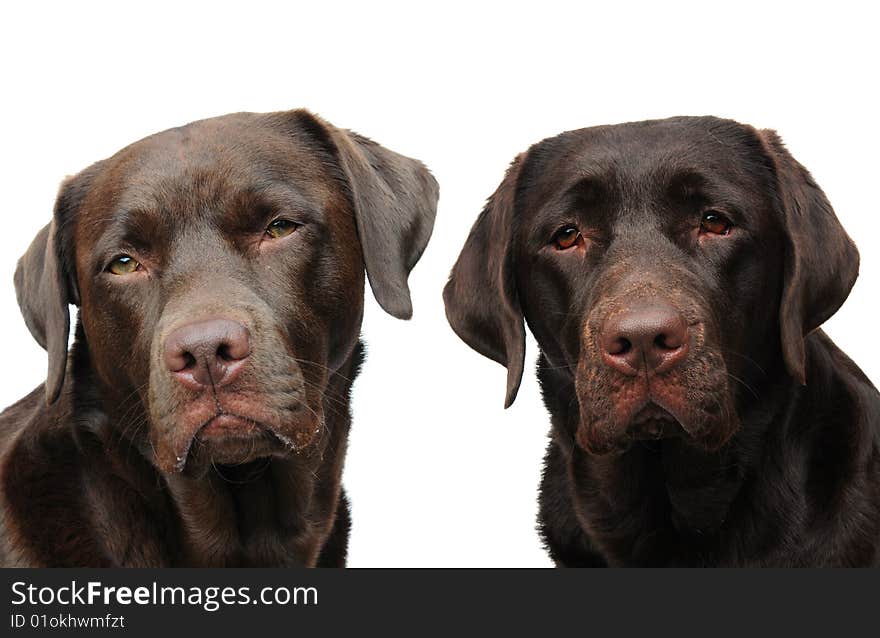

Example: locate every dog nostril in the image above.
[217,335,250,362]
[181,352,197,370]
[655,330,685,351]
[609,337,632,356]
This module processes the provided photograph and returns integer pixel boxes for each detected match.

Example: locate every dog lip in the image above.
[630,402,675,424]
[626,402,686,440]
[200,412,307,450]
[195,412,300,450]
[171,412,289,473]
[198,413,264,437]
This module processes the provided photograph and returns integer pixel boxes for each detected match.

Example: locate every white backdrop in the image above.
[0,1,877,567]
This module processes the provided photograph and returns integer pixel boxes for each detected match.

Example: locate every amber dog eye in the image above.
[700,211,732,235]
[265,219,299,239]
[107,255,141,275]
[554,226,582,250]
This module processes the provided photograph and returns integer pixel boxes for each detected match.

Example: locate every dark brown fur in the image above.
[444,116,880,566]
[0,109,437,566]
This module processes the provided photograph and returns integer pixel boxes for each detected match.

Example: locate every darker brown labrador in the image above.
[0,109,437,566]
[445,116,880,566]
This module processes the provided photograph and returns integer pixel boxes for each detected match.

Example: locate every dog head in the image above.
[444,116,857,455]
[15,109,437,473]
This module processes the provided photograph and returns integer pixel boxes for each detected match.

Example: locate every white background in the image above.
[0,1,877,567]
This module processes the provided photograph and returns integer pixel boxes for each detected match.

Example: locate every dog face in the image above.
[16,109,437,473]
[445,116,858,455]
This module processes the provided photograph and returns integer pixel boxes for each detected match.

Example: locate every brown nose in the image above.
[599,302,689,376]
[163,318,251,390]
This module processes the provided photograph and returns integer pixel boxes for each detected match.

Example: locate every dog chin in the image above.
[574,402,737,457]
[186,416,299,467]
[151,406,322,474]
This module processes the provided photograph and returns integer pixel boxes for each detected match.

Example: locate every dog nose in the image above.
[599,302,689,376]
[164,318,251,389]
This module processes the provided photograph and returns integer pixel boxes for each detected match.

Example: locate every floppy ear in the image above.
[13,166,95,404]
[14,220,70,404]
[291,111,438,320]
[443,156,527,408]
[757,129,860,384]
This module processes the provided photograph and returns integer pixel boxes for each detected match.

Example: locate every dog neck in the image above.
[161,458,323,566]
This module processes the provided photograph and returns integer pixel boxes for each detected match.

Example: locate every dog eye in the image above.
[700,212,732,235]
[107,255,141,275]
[265,219,299,239]
[553,226,582,250]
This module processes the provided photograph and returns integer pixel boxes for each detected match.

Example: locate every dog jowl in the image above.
[445,116,880,566]
[1,109,437,566]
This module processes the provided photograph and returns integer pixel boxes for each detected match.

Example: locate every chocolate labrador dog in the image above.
[0,109,437,566]
[445,116,880,566]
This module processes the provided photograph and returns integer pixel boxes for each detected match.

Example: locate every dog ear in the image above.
[443,155,527,408]
[14,167,95,404]
[289,110,438,320]
[15,220,71,404]
[757,129,860,384]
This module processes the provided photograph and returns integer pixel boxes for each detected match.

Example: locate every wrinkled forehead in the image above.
[519,118,773,214]
[74,115,341,244]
